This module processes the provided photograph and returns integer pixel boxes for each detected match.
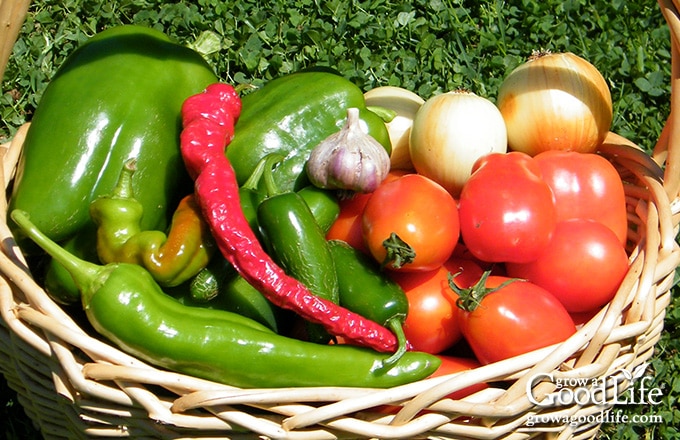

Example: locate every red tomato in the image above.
[325,192,372,252]
[362,174,460,272]
[326,170,408,253]
[390,258,483,354]
[506,219,629,313]
[427,355,488,400]
[458,152,557,263]
[456,275,576,365]
[534,150,628,245]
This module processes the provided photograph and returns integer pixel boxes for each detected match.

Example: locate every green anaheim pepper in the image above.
[12,209,440,389]
[329,239,411,363]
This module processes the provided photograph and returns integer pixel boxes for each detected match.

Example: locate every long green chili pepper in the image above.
[11,209,439,388]
[180,83,400,353]
[89,160,215,287]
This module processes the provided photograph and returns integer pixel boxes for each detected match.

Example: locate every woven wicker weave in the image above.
[2,0,680,439]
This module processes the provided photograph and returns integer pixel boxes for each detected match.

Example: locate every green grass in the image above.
[1,0,678,438]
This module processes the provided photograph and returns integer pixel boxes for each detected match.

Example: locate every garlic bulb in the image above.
[306,107,391,193]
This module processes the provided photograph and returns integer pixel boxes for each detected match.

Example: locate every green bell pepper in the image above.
[9,25,218,252]
[226,70,391,193]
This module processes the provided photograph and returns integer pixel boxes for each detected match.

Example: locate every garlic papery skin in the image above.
[306,107,391,193]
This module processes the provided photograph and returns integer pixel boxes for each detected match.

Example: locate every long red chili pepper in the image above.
[179,83,398,353]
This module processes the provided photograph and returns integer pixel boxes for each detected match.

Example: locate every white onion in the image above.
[409,90,507,196]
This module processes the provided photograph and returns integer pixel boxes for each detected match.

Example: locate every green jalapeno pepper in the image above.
[187,185,338,331]
[12,209,440,389]
[329,239,410,364]
[258,191,340,344]
[226,70,391,193]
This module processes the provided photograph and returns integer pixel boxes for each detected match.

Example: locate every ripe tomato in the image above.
[389,258,483,354]
[458,152,557,263]
[427,355,488,400]
[533,150,628,245]
[362,174,460,271]
[326,170,408,253]
[325,192,372,253]
[506,219,629,313]
[456,274,576,365]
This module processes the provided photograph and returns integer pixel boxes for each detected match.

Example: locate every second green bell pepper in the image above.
[226,70,391,192]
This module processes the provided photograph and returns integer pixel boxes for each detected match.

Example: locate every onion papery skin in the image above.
[409,90,508,197]
[496,51,613,156]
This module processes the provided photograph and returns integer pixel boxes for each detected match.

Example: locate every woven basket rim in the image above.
[2,1,680,439]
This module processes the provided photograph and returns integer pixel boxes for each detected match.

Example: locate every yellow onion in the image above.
[496,50,613,155]
[409,90,507,197]
[364,86,425,170]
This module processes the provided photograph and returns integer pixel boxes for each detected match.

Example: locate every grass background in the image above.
[1,0,678,438]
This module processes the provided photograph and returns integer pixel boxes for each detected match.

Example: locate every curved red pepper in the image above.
[180,83,398,353]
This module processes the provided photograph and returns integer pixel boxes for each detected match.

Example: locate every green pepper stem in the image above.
[242,153,285,192]
[261,153,285,198]
[11,210,104,297]
[110,159,137,199]
[382,317,408,367]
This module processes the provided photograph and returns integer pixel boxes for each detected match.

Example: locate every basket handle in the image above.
[0,0,31,93]
[655,0,680,201]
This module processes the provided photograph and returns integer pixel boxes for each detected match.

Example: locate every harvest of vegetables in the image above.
[1,4,678,438]
[3,17,630,384]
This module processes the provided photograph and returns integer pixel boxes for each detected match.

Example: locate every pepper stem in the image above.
[260,153,286,198]
[381,317,408,367]
[11,210,105,300]
[110,159,137,199]
[449,269,520,312]
[381,232,416,270]
[242,153,285,192]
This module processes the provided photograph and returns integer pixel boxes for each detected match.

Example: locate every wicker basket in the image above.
[2,1,680,439]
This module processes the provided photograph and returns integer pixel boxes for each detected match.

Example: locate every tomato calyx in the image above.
[382,232,416,269]
[449,270,521,312]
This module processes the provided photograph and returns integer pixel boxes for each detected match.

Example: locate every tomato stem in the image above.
[449,270,520,312]
[381,232,416,269]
